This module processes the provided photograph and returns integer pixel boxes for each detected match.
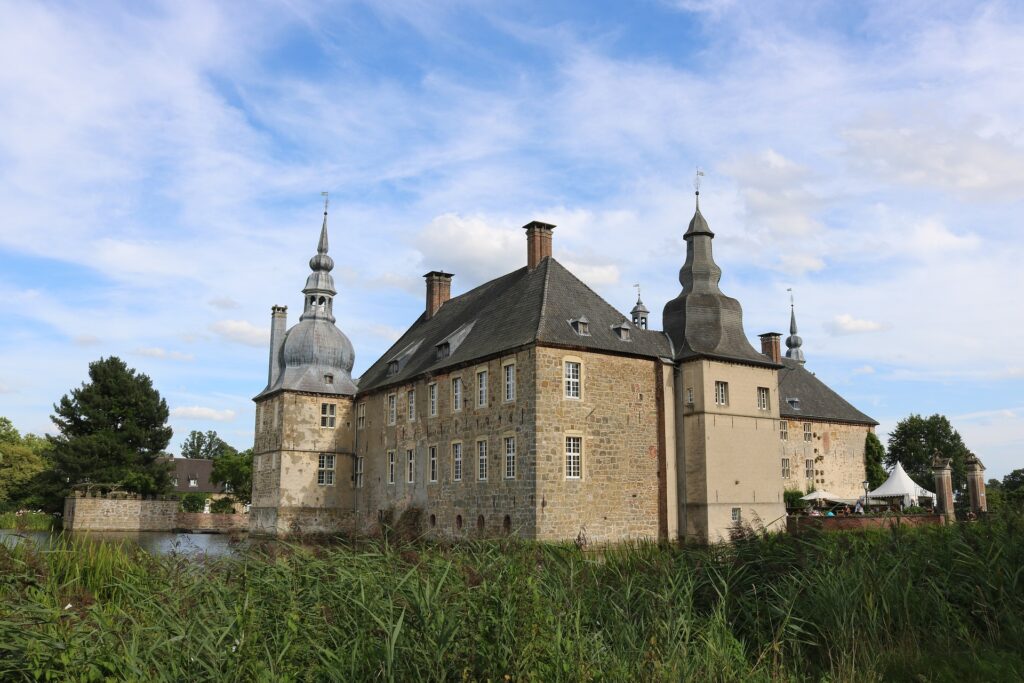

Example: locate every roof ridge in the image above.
[534,258,552,340]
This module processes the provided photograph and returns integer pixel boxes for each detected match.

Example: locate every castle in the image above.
[249,193,876,542]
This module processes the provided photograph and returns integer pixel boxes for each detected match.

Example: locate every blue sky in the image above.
[1,0,1022,478]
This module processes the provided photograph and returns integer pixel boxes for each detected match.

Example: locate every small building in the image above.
[168,458,225,495]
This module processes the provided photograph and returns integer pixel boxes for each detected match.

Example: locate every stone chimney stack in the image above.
[966,454,987,514]
[524,220,556,270]
[268,305,288,386]
[424,271,454,320]
[759,332,782,363]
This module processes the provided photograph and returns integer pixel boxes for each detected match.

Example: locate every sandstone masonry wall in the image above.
[780,420,871,500]
[64,496,247,533]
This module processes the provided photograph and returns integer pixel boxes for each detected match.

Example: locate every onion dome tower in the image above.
[662,190,774,366]
[257,204,357,397]
[785,301,805,364]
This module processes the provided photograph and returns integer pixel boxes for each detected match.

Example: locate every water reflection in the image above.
[0,529,245,557]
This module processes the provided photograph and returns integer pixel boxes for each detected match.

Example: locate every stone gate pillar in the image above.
[966,454,987,514]
[931,450,954,521]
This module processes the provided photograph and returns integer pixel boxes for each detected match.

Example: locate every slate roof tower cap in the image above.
[524,220,555,269]
[785,302,805,364]
[662,190,776,367]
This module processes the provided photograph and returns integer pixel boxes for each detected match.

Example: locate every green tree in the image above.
[1002,468,1024,509]
[46,357,173,503]
[886,414,971,495]
[212,448,253,504]
[180,430,237,459]
[0,418,51,510]
[864,432,887,489]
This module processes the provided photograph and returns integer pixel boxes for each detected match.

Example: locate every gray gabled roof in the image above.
[357,258,672,393]
[778,358,877,426]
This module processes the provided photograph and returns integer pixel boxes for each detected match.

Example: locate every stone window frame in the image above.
[731,507,742,523]
[428,445,438,483]
[407,388,416,422]
[476,366,489,408]
[563,356,583,400]
[387,450,396,485]
[452,441,463,482]
[565,432,583,480]
[406,449,415,484]
[386,394,397,426]
[779,420,788,440]
[502,360,516,402]
[714,381,729,406]
[452,377,463,413]
[354,456,364,489]
[503,434,516,479]
[781,457,791,479]
[428,382,438,417]
[477,438,488,481]
[757,386,770,411]
[317,453,336,486]
[803,422,813,442]
[805,458,814,480]
[356,402,366,430]
[321,402,337,428]
[686,387,694,405]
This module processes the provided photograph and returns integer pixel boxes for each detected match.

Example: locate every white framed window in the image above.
[803,422,813,442]
[388,450,395,484]
[407,388,416,422]
[779,420,788,440]
[477,369,488,407]
[503,362,516,402]
[321,402,336,428]
[504,436,516,479]
[387,394,396,425]
[188,477,198,488]
[356,403,366,429]
[452,443,463,482]
[781,458,791,479]
[686,387,694,405]
[477,440,488,481]
[428,383,437,417]
[354,456,364,488]
[805,458,814,480]
[714,381,729,406]
[452,378,462,412]
[757,387,770,411]
[565,436,581,479]
[731,507,742,523]
[406,449,414,484]
[317,453,335,486]
[564,361,581,399]
[429,446,437,483]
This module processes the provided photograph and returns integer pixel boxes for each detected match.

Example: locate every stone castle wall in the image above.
[63,495,247,533]
[780,420,871,500]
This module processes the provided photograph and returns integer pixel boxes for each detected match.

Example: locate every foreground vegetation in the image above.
[2,516,1023,682]
[0,512,59,532]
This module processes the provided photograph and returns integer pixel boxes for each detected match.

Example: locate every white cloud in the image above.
[210,320,267,347]
[414,213,521,287]
[134,347,195,362]
[171,406,237,422]
[826,314,885,335]
[73,334,101,346]
[906,219,980,254]
[852,365,875,375]
[208,297,241,310]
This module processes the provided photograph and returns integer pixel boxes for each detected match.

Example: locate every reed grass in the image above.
[1,515,1023,682]
[0,512,59,531]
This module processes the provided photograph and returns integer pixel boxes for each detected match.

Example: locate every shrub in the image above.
[209,498,235,514]
[180,493,206,513]
[784,488,806,509]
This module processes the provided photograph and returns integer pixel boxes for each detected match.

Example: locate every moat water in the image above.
[0,529,244,557]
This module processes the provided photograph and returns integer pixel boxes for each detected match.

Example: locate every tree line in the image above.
[0,356,252,513]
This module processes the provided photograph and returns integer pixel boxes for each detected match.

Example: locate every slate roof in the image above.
[358,258,673,393]
[777,358,877,426]
[169,458,225,494]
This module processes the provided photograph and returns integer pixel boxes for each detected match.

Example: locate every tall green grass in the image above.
[0,511,59,531]
[2,515,1023,681]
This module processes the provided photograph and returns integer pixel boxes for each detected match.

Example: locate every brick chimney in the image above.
[758,332,782,363]
[268,305,288,386]
[524,220,556,269]
[424,271,453,320]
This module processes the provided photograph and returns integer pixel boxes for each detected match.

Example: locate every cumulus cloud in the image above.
[210,320,267,347]
[134,347,195,361]
[208,296,241,310]
[826,314,885,335]
[171,406,237,421]
[73,334,101,346]
[852,365,875,375]
[414,213,521,287]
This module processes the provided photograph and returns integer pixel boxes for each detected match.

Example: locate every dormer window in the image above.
[324,374,334,385]
[569,316,590,336]
[435,342,450,360]
[387,360,400,376]
[612,322,631,341]
[786,397,801,411]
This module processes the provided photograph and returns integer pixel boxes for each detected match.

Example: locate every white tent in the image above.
[800,490,840,502]
[868,462,935,507]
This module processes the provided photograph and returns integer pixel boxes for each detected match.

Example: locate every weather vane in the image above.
[321,191,329,214]
[787,287,794,307]
[694,166,704,194]
[633,283,642,301]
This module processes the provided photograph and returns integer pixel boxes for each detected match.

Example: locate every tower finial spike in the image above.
[633,282,642,303]
[321,191,329,216]
[694,167,704,209]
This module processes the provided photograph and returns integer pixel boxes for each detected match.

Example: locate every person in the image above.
[825,509,836,517]
[854,498,864,514]
[809,508,821,517]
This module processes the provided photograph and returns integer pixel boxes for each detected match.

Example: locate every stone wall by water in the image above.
[64,494,247,533]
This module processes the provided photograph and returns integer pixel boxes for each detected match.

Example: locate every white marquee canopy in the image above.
[868,462,935,507]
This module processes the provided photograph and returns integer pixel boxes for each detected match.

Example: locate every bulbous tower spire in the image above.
[785,300,805,363]
[301,204,337,323]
